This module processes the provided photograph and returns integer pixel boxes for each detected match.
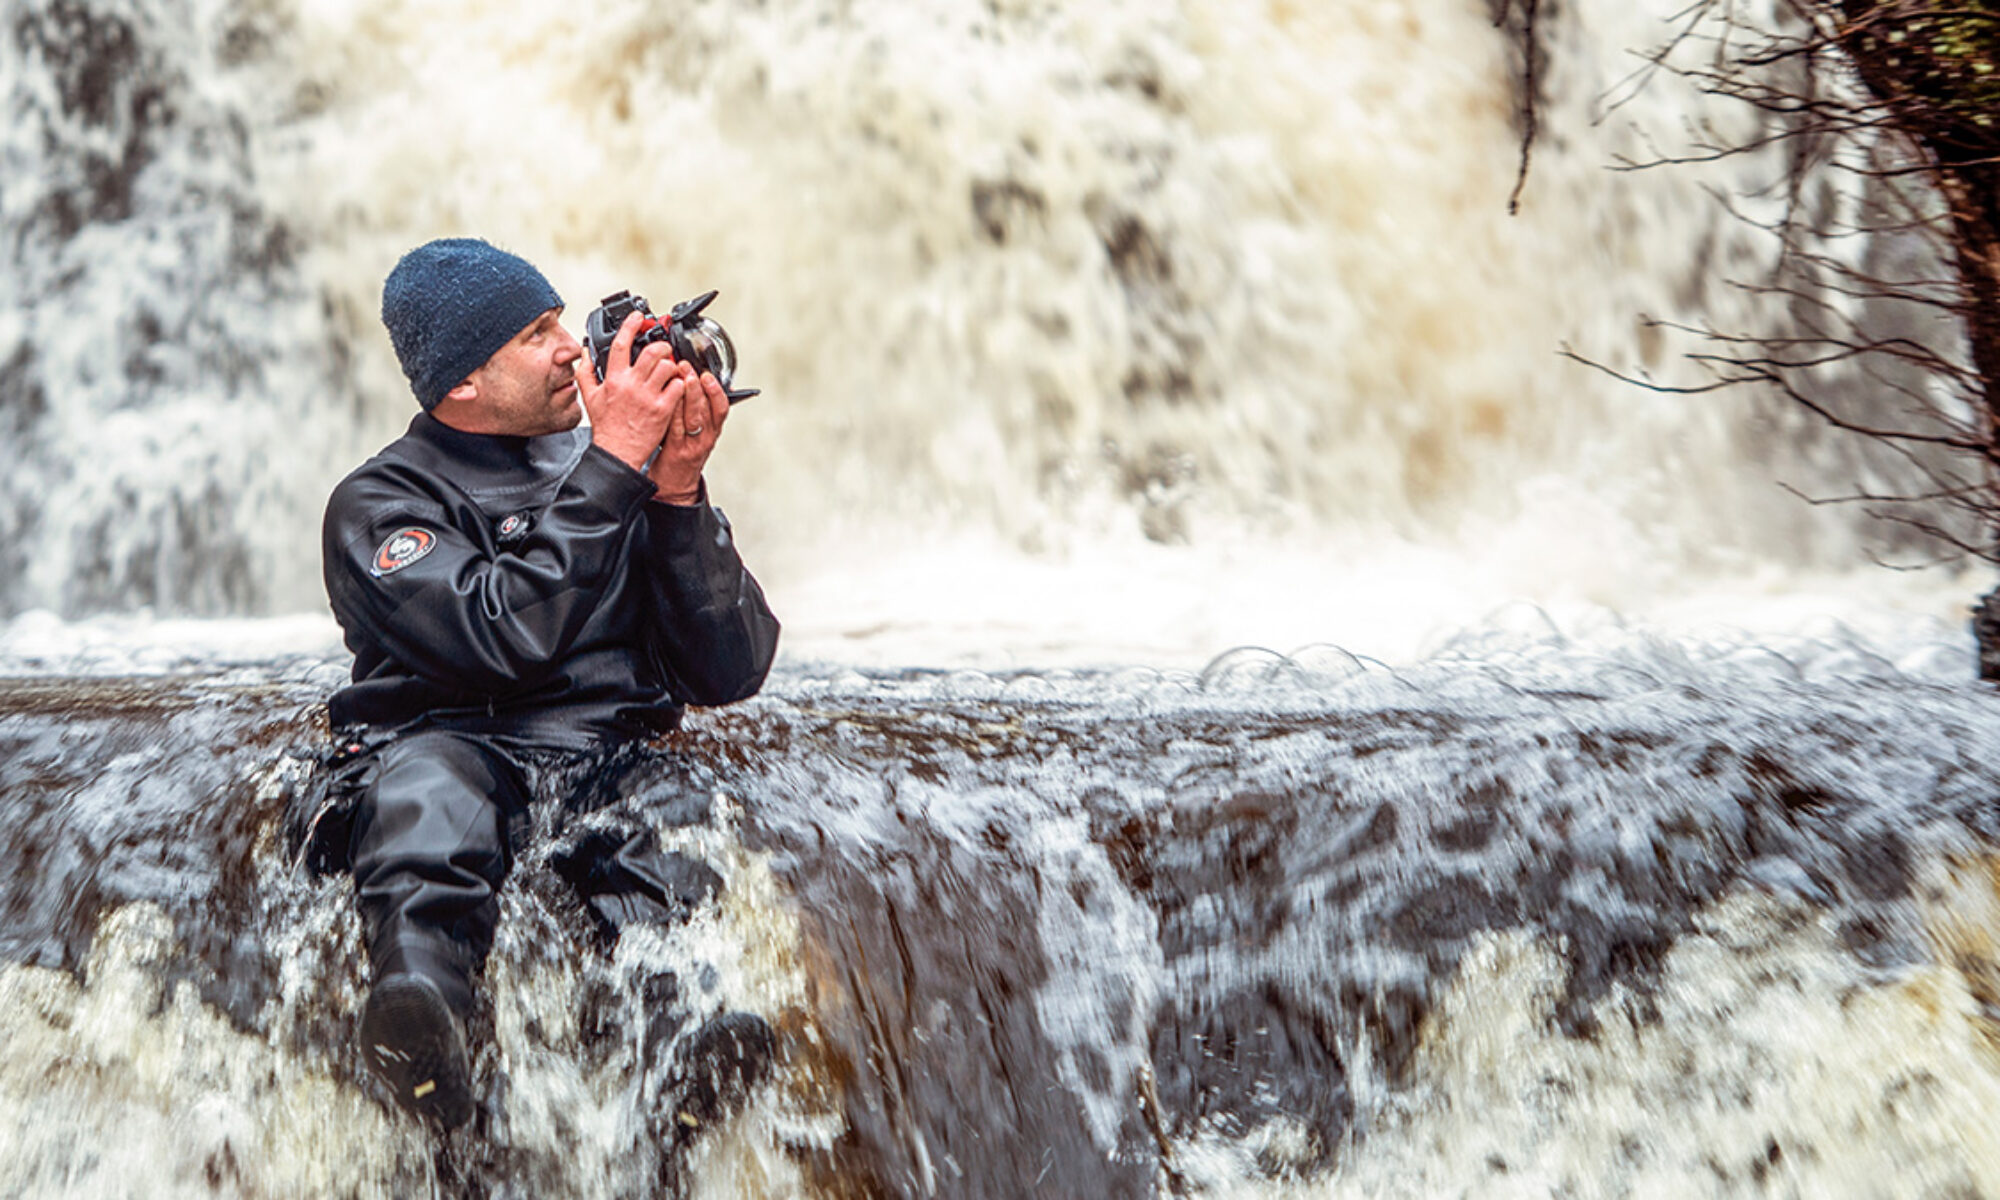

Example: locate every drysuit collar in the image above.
[404,411,588,483]
[407,411,534,469]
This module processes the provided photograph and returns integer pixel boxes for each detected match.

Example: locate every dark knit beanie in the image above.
[380,238,563,410]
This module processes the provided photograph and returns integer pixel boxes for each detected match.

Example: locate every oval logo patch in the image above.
[370,527,437,577]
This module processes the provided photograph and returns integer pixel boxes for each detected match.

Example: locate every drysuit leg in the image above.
[348,729,528,1014]
[550,823,723,944]
[546,812,775,1158]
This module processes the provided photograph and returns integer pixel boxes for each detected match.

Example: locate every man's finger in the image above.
[679,375,714,438]
[609,310,645,375]
[699,374,728,435]
[633,339,673,381]
[664,376,688,440]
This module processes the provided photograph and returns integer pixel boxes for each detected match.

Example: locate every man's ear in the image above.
[443,378,479,405]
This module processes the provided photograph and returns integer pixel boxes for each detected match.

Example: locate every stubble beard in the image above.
[548,372,583,431]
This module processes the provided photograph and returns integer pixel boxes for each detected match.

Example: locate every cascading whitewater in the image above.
[0,0,1963,637]
[6,627,2000,1196]
[0,0,361,615]
[9,6,2000,1197]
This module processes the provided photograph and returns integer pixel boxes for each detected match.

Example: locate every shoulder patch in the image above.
[370,527,437,577]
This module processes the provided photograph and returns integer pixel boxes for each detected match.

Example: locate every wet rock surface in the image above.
[5,646,2000,1196]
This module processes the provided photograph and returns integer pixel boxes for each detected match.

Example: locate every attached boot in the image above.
[361,973,475,1129]
[361,937,478,1130]
[663,1011,777,1146]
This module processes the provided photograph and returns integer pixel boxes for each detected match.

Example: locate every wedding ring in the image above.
[687,426,703,436]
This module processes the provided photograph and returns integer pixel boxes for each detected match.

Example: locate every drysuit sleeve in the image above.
[324,446,658,696]
[642,494,780,706]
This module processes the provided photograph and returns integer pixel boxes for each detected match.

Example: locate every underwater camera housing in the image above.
[583,289,759,403]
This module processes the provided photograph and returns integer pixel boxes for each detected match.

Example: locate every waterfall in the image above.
[8,5,2000,1196]
[1,0,1976,660]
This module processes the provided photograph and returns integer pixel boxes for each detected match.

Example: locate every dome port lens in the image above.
[691,319,737,386]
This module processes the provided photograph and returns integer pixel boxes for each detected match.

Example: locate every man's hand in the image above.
[574,311,683,470]
[573,310,731,503]
[648,367,730,506]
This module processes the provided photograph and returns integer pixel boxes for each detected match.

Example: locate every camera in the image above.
[583,289,759,403]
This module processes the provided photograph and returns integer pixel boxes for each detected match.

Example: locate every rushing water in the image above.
[6,623,2000,1197]
[1,0,1975,645]
[7,0,2000,1195]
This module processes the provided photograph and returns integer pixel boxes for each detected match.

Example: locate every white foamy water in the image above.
[0,905,429,1198]
[1,0,1985,663]
[6,627,2000,1196]
[10,3,2000,1198]
[1185,865,2000,1198]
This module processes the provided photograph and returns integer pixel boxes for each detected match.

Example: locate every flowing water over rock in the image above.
[6,0,2000,1195]
[6,623,2000,1197]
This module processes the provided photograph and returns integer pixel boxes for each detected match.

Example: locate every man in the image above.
[311,238,780,1129]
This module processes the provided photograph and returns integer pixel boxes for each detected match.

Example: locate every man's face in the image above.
[458,308,584,437]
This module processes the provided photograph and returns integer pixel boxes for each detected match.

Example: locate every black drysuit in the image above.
[313,412,779,1009]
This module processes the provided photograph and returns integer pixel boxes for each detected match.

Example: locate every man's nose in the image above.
[553,327,582,364]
